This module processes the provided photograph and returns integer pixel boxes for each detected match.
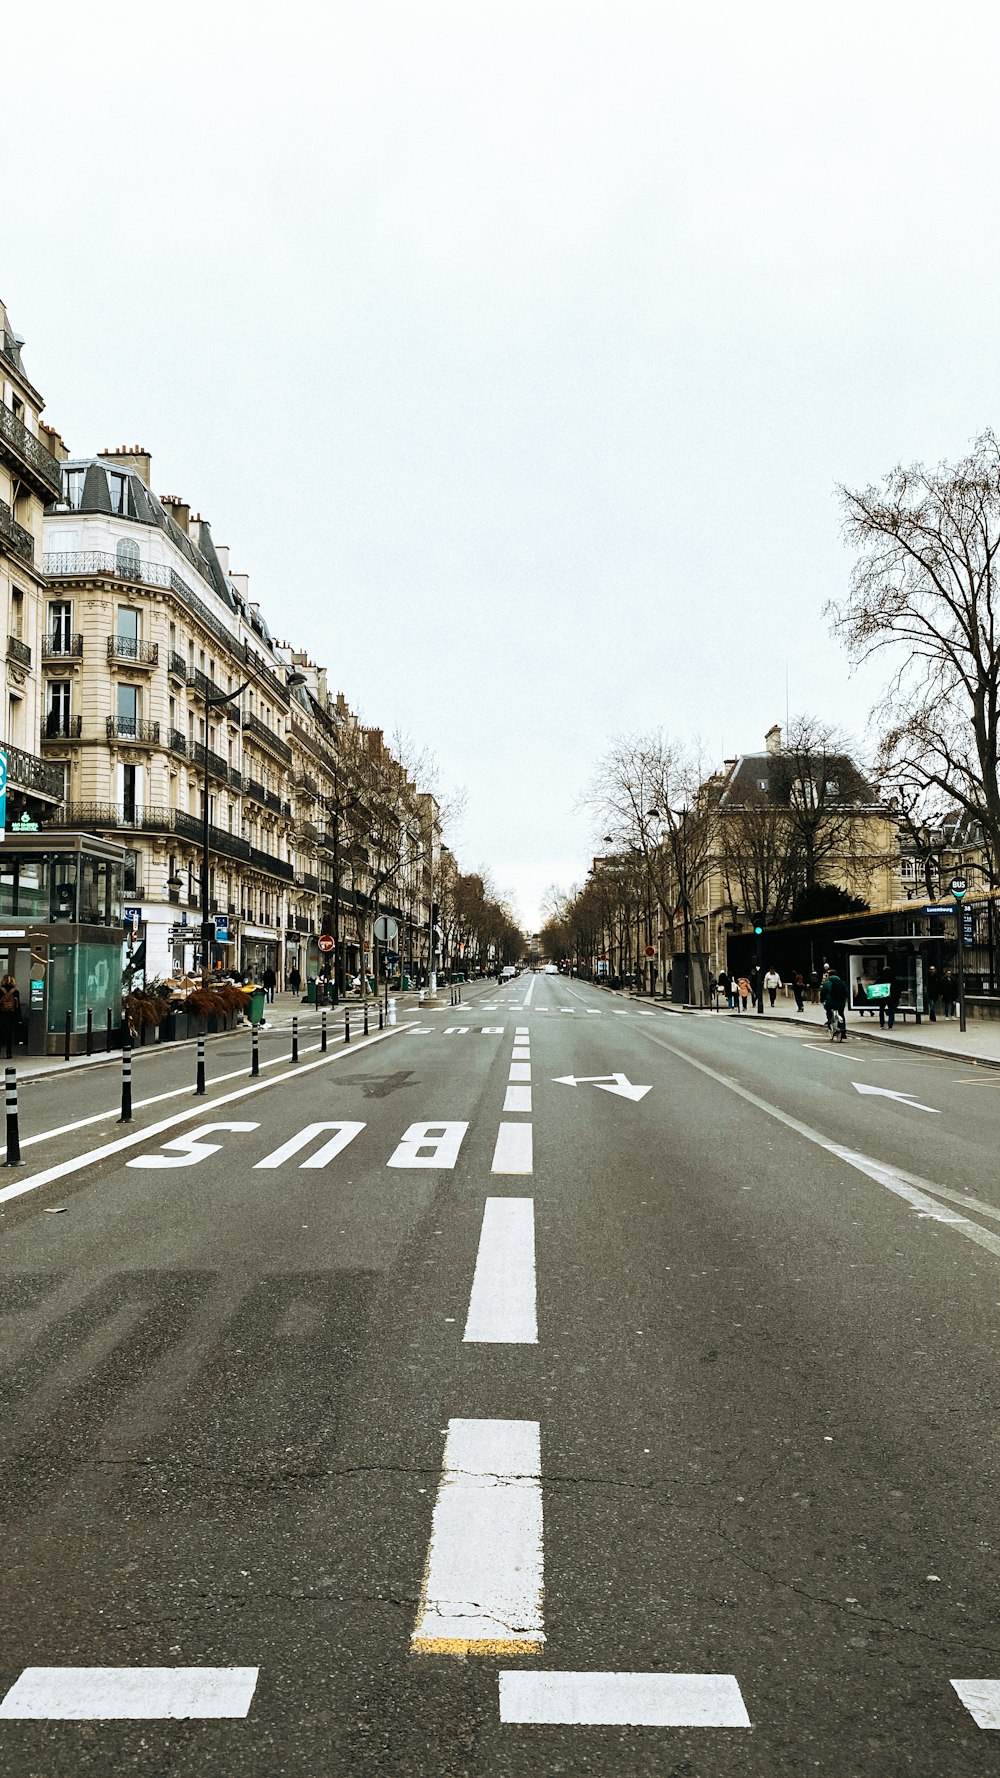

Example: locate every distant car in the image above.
[500,965,518,980]
[543,963,558,975]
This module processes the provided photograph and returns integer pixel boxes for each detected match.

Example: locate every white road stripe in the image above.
[0,1667,259,1720]
[498,1671,750,1727]
[511,1046,531,1061]
[515,1027,529,1035]
[491,1123,533,1173]
[503,1085,532,1113]
[412,1419,543,1655]
[952,1679,1000,1728]
[522,976,537,1005]
[508,1061,531,1082]
[464,1199,537,1342]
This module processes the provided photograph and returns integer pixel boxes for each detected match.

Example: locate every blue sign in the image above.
[0,748,7,838]
[124,905,142,933]
[214,915,229,943]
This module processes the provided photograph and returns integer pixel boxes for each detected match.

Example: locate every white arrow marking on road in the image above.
[852,1083,940,1114]
[553,1073,652,1102]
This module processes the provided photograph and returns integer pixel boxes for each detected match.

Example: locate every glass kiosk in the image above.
[0,833,127,1054]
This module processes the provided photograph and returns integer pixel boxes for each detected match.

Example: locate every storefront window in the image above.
[48,942,122,1033]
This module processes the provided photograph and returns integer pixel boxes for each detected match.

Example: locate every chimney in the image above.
[723,756,737,770]
[39,421,70,462]
[765,725,782,756]
[230,572,250,601]
[215,543,231,576]
[99,445,151,486]
[161,495,190,536]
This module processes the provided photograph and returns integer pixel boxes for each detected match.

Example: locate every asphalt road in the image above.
[1,973,999,1775]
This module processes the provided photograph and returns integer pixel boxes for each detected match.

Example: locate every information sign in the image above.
[951,876,968,900]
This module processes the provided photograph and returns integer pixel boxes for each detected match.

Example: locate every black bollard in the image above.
[363,1003,369,1036]
[64,1008,71,1062]
[379,1003,384,1029]
[196,1033,206,1096]
[251,1022,259,1078]
[345,1009,351,1044]
[321,1009,327,1052]
[291,1016,299,1064]
[5,1065,20,1166]
[119,1039,133,1123]
[106,1005,113,1052]
[86,1007,93,1057]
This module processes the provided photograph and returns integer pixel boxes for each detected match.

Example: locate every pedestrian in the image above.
[924,965,940,1023]
[763,966,781,1008]
[288,965,301,997]
[809,969,820,1005]
[942,969,958,1020]
[736,973,751,1013]
[792,969,805,1014]
[0,973,21,1059]
[718,968,732,1009]
[886,970,902,1030]
[820,966,848,1033]
[262,964,277,1004]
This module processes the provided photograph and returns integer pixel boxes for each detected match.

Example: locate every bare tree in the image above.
[832,431,1000,883]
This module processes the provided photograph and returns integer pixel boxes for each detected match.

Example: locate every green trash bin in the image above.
[248,987,266,1025]
[306,977,317,1005]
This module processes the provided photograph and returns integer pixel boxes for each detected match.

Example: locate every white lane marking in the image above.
[127,1122,259,1170]
[522,976,537,1005]
[405,1027,435,1035]
[445,1027,470,1035]
[498,1671,750,1727]
[411,1419,543,1655]
[464,1199,537,1342]
[0,1667,259,1720]
[586,1009,601,1015]
[951,1679,1000,1728]
[511,1046,531,1061]
[637,1028,1000,1260]
[515,1027,529,1035]
[491,1123,533,1174]
[508,1062,531,1082]
[387,1122,469,1169]
[613,1010,629,1016]
[562,1008,574,1014]
[853,1082,940,1114]
[482,1027,506,1035]
[503,1085,532,1113]
[637,1011,654,1016]
[553,1072,651,1101]
[254,1121,366,1169]
[0,1023,412,1208]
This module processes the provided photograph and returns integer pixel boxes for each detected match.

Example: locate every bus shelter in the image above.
[0,832,127,1054]
[835,936,937,1022]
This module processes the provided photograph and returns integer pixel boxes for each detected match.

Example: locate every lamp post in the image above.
[199,679,249,984]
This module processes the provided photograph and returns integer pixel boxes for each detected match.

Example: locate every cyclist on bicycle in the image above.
[820,967,848,1034]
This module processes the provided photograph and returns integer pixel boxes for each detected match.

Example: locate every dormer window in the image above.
[64,469,85,509]
[757,778,769,791]
[106,471,129,516]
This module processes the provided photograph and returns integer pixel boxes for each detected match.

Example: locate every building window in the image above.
[757,778,769,791]
[900,858,917,881]
[116,606,139,642]
[116,537,140,580]
[64,469,85,509]
[117,684,139,732]
[123,763,139,823]
[48,601,73,651]
[47,682,72,737]
[10,587,24,639]
[123,850,141,895]
[106,471,129,516]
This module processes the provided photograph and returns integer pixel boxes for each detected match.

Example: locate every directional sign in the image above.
[852,1082,940,1115]
[373,915,399,943]
[553,1072,652,1102]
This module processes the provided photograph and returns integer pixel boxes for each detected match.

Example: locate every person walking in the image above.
[792,970,805,1014]
[925,965,941,1022]
[820,966,848,1034]
[736,973,751,1013]
[763,966,781,1008]
[809,969,820,1005]
[942,969,958,1020]
[288,965,301,997]
[262,964,277,1004]
[717,969,732,1009]
[886,971,902,1030]
[0,973,22,1059]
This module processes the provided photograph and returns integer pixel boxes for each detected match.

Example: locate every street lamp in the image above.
[199,678,249,982]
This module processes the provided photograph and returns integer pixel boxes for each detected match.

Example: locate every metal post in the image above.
[957,905,968,1033]
[86,1007,93,1057]
[5,1065,20,1165]
[363,1002,369,1036]
[345,1008,351,1044]
[379,1002,384,1029]
[321,1008,327,1051]
[291,1016,299,1063]
[106,1005,113,1051]
[64,1008,71,1061]
[119,1039,132,1123]
[251,1022,259,1077]
[332,806,341,1007]
[196,1032,206,1095]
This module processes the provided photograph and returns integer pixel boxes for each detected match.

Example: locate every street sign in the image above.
[124,905,142,933]
[317,934,334,953]
[925,904,955,916]
[0,748,7,843]
[214,915,229,943]
[643,944,657,958]
[373,915,399,943]
[951,876,968,900]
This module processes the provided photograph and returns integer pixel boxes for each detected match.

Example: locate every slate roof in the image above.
[719,750,880,808]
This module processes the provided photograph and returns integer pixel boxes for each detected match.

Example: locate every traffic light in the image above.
[753,917,764,936]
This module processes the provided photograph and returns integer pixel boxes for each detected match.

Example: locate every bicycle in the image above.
[827,1008,847,1041]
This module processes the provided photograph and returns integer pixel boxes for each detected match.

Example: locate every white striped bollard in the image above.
[291,1016,299,1063]
[251,1022,260,1077]
[119,1039,132,1124]
[5,1065,20,1165]
[388,996,397,1027]
[196,1033,206,1095]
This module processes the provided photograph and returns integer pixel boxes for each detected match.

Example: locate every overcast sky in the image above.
[6,3,1000,927]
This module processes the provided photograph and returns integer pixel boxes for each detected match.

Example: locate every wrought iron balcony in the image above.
[264,789,282,814]
[228,765,244,791]
[0,498,33,566]
[170,729,187,755]
[106,717,160,744]
[44,803,295,882]
[0,402,62,499]
[43,632,83,660]
[301,820,319,844]
[42,713,82,740]
[242,709,292,763]
[245,776,265,804]
[168,650,188,679]
[5,743,64,800]
[7,635,30,668]
[302,871,320,892]
[108,635,158,666]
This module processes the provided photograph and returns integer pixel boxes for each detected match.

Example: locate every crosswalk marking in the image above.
[951,1680,1000,1727]
[0,1667,259,1720]
[464,1199,537,1342]
[498,1670,750,1727]
[411,1419,544,1656]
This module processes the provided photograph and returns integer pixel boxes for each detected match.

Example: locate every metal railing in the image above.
[108,635,158,665]
[5,744,64,798]
[170,729,187,755]
[44,802,296,882]
[264,789,282,814]
[42,713,82,739]
[106,717,160,743]
[0,498,33,566]
[43,633,83,659]
[242,709,292,763]
[245,777,265,804]
[228,765,244,791]
[7,635,30,668]
[168,650,188,678]
[0,403,62,497]
[301,820,319,843]
[302,871,320,891]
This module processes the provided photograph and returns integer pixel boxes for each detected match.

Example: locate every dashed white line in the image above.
[503,1085,532,1113]
[491,1123,533,1174]
[498,1671,750,1727]
[508,1062,531,1083]
[464,1198,537,1342]
[952,1679,1000,1728]
[411,1419,544,1655]
[0,1668,259,1720]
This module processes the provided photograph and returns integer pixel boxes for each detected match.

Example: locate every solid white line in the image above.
[951,1679,1000,1728]
[508,1062,531,1082]
[0,1667,259,1720]
[464,1199,537,1342]
[491,1123,533,1173]
[0,1022,412,1208]
[522,975,536,1005]
[503,1085,532,1113]
[498,1671,750,1727]
[411,1419,543,1654]
[637,1027,1000,1262]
